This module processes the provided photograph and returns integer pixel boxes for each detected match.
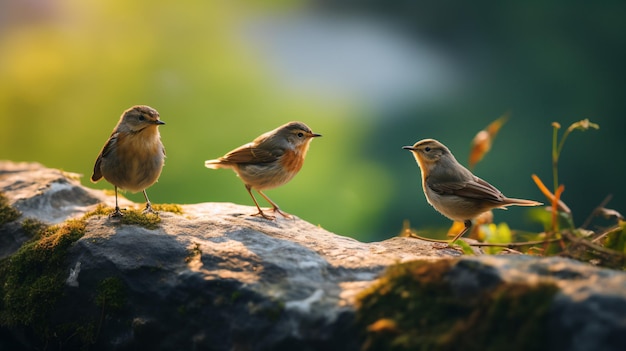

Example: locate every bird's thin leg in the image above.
[449,219,472,244]
[110,186,124,218]
[257,190,291,219]
[246,185,274,220]
[142,190,158,214]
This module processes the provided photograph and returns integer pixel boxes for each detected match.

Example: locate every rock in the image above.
[0,161,119,224]
[0,162,461,350]
[358,255,626,351]
[1,161,625,351]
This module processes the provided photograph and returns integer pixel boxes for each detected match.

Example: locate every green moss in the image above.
[0,212,134,347]
[0,192,21,225]
[20,218,47,239]
[87,203,183,229]
[0,199,184,347]
[96,277,126,312]
[152,203,184,215]
[230,290,242,303]
[255,299,285,323]
[85,203,112,218]
[0,219,87,328]
[56,321,96,346]
[87,205,162,229]
[357,259,559,351]
[120,209,161,229]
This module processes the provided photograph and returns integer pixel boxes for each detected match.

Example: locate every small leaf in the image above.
[469,114,508,169]
[451,239,475,255]
[480,222,513,254]
[367,318,399,333]
[603,220,626,254]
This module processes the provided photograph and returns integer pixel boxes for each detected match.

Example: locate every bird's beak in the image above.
[155,120,166,125]
[402,145,415,150]
[311,133,322,138]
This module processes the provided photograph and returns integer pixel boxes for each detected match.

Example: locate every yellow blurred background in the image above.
[2,1,625,241]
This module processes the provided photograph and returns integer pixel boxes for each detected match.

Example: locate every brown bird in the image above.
[205,121,321,220]
[403,138,542,243]
[92,105,166,217]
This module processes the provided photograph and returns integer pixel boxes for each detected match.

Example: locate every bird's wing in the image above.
[91,132,118,182]
[220,143,283,164]
[428,176,504,203]
[91,156,103,182]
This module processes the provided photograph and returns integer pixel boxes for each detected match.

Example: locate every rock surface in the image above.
[1,161,625,351]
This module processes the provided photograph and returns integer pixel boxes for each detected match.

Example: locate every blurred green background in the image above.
[1,1,624,242]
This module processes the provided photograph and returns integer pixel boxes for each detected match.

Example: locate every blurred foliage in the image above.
[1,1,625,241]
[468,113,507,171]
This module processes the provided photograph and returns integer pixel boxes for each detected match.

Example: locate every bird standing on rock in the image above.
[403,138,542,243]
[91,105,166,217]
[205,121,321,220]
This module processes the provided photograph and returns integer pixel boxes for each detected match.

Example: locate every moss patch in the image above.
[0,192,20,225]
[0,199,184,347]
[120,209,161,229]
[20,218,47,239]
[357,259,559,351]
[85,203,112,218]
[152,203,184,215]
[88,203,183,229]
[96,277,126,312]
[0,219,86,330]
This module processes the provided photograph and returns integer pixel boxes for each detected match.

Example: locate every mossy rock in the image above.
[0,206,135,348]
[357,259,559,351]
[87,203,184,230]
[0,192,20,225]
[0,218,87,330]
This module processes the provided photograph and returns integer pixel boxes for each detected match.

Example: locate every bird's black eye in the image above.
[297,132,304,138]
[138,115,145,121]
[424,147,431,152]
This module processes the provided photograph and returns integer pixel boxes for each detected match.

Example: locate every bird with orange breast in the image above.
[205,121,321,220]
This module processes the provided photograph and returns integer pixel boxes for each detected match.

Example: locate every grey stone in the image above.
[1,161,625,351]
[448,255,626,350]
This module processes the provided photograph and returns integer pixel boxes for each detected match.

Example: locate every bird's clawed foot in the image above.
[109,207,124,218]
[251,207,291,221]
[143,202,159,215]
[272,206,292,219]
[252,210,276,221]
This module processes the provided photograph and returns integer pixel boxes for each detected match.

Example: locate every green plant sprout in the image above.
[551,119,599,192]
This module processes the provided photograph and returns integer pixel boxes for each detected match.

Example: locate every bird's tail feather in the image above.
[504,198,543,207]
[204,159,226,169]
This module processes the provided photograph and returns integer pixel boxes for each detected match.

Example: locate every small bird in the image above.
[205,121,321,220]
[403,139,542,243]
[91,105,166,217]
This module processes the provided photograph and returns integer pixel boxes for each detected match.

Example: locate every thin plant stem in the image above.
[552,124,560,192]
